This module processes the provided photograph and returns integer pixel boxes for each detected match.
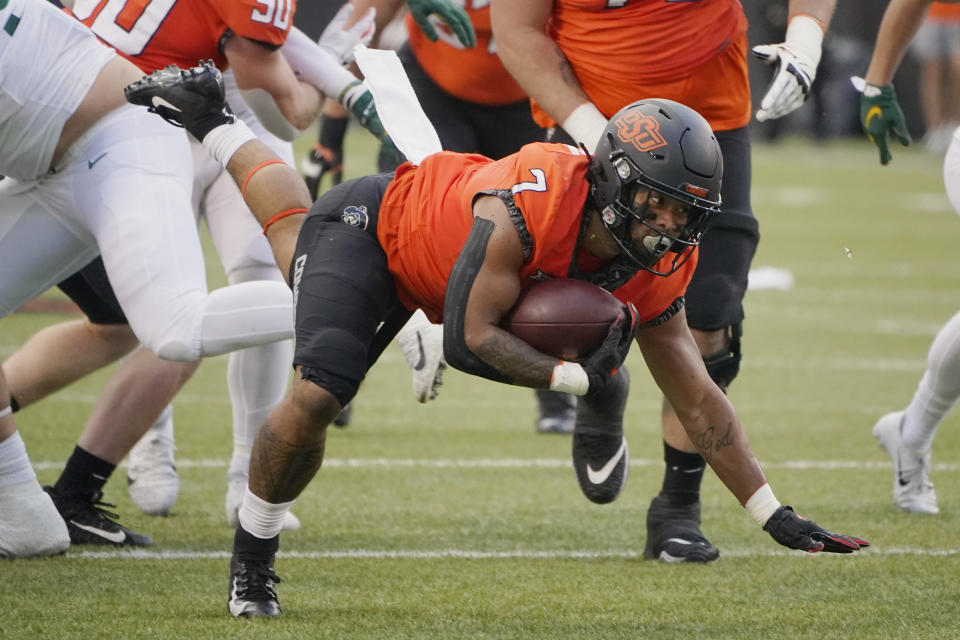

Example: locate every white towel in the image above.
[354,45,443,166]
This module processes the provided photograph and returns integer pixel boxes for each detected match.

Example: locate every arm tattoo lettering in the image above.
[693,422,735,463]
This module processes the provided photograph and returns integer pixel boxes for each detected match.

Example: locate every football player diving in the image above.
[124,63,868,619]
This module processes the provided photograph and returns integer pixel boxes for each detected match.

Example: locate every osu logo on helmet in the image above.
[615,112,668,152]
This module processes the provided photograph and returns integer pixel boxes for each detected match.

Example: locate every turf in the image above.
[3,130,959,639]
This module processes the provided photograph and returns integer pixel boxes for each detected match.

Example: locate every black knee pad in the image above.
[299,327,370,407]
[685,222,758,331]
[702,324,742,392]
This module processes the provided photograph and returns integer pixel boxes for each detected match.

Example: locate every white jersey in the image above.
[0,0,114,180]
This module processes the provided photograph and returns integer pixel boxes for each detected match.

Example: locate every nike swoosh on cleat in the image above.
[413,332,427,371]
[586,437,627,485]
[151,95,182,112]
[70,520,127,544]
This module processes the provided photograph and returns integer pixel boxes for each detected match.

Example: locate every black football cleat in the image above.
[571,419,628,504]
[124,61,235,140]
[228,553,283,618]
[43,486,153,547]
[643,494,719,563]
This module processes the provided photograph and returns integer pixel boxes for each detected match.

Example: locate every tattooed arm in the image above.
[442,195,557,388]
[636,309,767,504]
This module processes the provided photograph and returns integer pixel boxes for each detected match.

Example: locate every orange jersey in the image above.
[533,0,750,131]
[377,143,695,324]
[929,2,960,21]
[69,0,295,73]
[406,2,527,105]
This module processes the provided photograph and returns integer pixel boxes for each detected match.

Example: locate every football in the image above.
[500,278,624,360]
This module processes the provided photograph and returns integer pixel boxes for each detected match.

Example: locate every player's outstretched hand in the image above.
[751,16,823,122]
[579,303,638,397]
[406,0,476,48]
[763,506,869,553]
[124,61,235,142]
[857,81,911,166]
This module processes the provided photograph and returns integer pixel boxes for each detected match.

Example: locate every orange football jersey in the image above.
[377,143,694,324]
[929,2,960,20]
[532,0,750,131]
[69,0,295,73]
[406,1,527,105]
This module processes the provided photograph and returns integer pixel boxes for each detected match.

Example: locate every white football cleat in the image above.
[126,406,179,516]
[397,310,446,403]
[873,411,939,515]
[225,470,301,532]
[0,479,70,557]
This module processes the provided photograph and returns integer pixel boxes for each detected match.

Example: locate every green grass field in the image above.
[3,129,959,639]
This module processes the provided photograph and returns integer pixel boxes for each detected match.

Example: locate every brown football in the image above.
[500,278,624,360]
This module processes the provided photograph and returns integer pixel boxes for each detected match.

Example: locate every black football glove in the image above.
[763,505,870,553]
[302,114,347,199]
[578,303,638,397]
[124,61,236,142]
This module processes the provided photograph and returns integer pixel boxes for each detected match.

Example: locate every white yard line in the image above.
[31,457,960,472]
[68,547,960,560]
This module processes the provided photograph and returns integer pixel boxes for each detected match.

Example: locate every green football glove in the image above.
[406,0,476,48]
[339,81,385,139]
[860,82,911,165]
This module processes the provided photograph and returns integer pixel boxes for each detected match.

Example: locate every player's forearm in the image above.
[491,2,589,124]
[788,0,836,30]
[865,0,935,85]
[273,81,323,131]
[675,392,767,505]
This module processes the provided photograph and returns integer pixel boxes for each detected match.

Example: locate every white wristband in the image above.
[0,405,11,419]
[561,102,608,153]
[549,361,590,396]
[743,482,782,527]
[785,14,824,69]
[202,120,257,167]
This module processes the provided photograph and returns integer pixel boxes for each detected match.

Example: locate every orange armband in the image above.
[263,208,308,235]
[241,159,287,199]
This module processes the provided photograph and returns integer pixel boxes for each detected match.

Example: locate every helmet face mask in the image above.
[588,99,723,276]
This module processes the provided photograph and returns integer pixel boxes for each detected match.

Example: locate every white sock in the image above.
[237,488,294,539]
[0,432,38,488]
[902,310,960,452]
[199,281,294,357]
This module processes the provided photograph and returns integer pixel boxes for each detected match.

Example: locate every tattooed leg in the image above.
[247,375,340,503]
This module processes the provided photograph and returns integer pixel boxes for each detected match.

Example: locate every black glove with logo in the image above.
[579,303,638,397]
[763,505,869,553]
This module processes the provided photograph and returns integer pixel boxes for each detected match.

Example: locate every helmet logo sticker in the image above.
[341,205,369,229]
[615,112,668,153]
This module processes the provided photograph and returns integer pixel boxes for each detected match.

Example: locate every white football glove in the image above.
[752,15,824,122]
[318,4,377,66]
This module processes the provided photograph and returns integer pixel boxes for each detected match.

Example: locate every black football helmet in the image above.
[587,99,723,276]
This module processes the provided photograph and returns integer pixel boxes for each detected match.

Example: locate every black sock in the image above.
[234,526,280,559]
[52,446,116,496]
[659,441,705,506]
